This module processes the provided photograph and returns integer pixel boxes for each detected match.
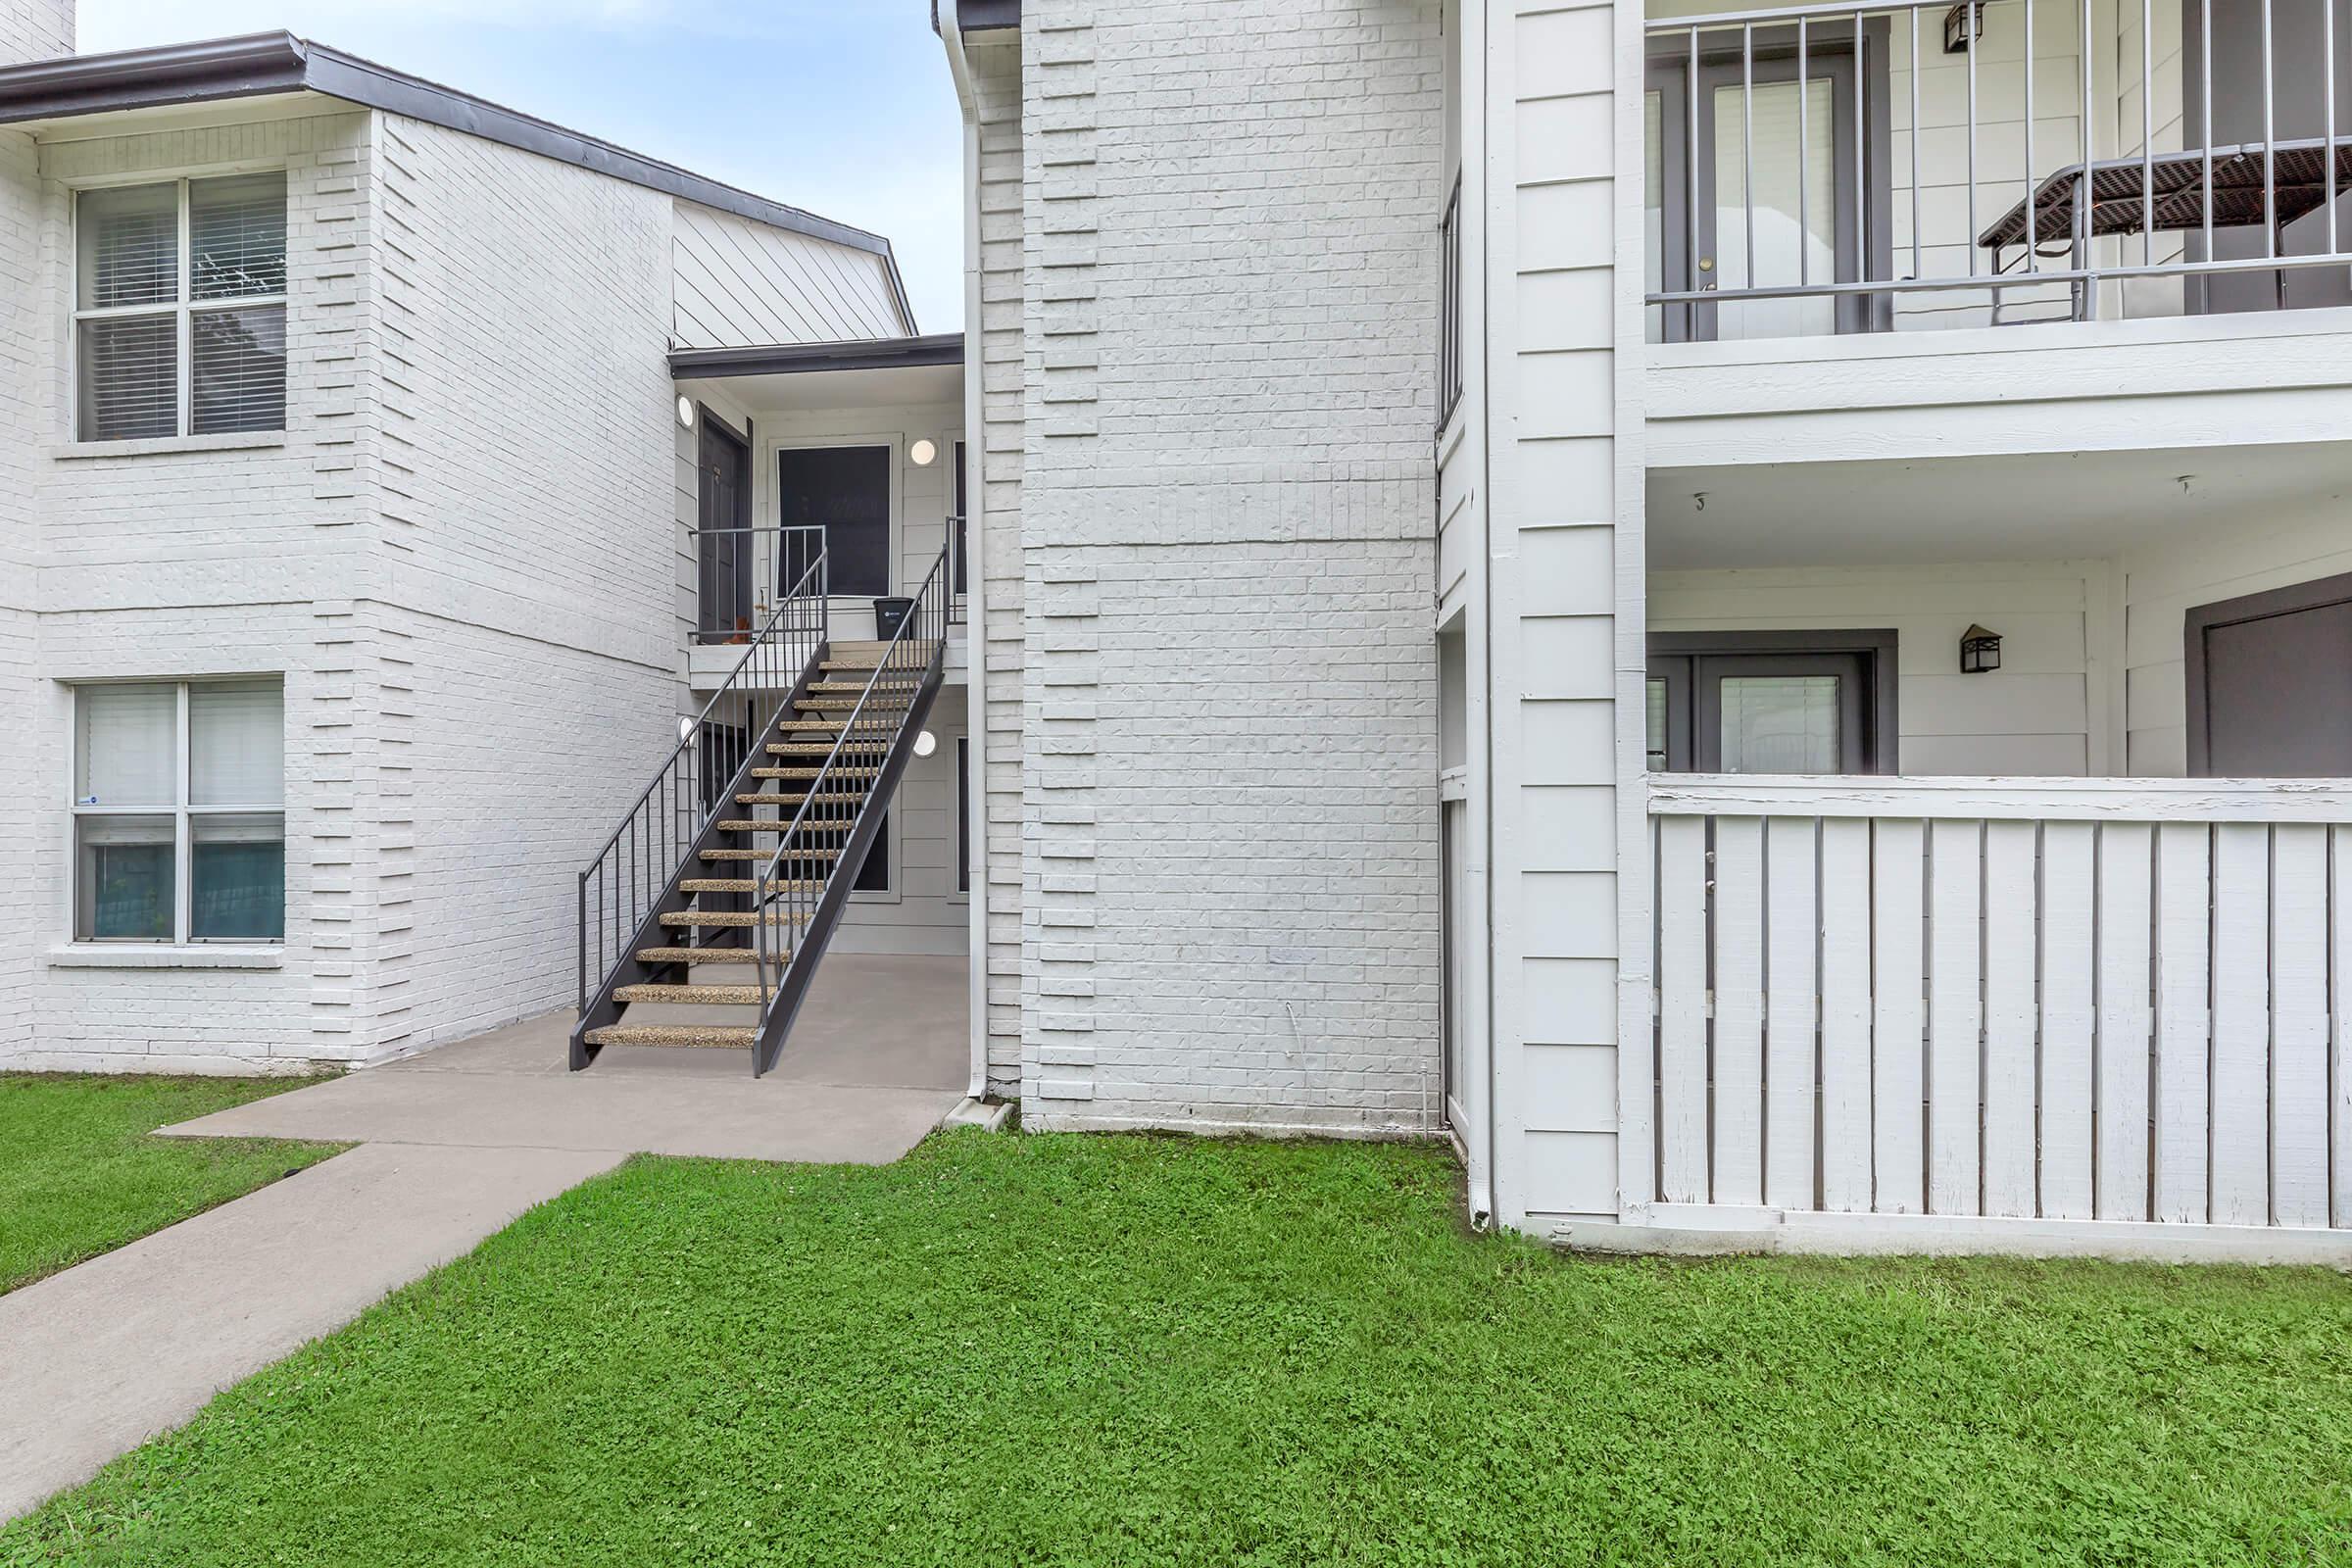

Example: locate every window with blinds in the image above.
[74,172,288,442]
[73,678,286,944]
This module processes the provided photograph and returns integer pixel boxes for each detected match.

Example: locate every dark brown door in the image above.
[696,414,751,640]
[2188,573,2352,776]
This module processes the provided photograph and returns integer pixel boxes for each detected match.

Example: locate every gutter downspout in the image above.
[942,1,993,1103]
[1470,1,1497,1231]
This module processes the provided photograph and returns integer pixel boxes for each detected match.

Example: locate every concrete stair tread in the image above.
[581,1024,754,1050]
[635,946,787,966]
[614,983,766,1005]
[700,846,843,860]
[659,908,811,928]
[752,765,881,780]
[681,873,824,891]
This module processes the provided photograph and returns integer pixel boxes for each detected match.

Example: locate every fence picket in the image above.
[2272,824,2329,1227]
[2210,823,2272,1226]
[1657,815,1709,1204]
[2096,821,2154,1221]
[1928,819,1984,1215]
[1713,817,1767,1206]
[2039,820,2096,1220]
[1765,817,1819,1210]
[1819,817,1873,1212]
[1872,818,1926,1214]
[2153,822,2213,1224]
[1982,821,2038,1218]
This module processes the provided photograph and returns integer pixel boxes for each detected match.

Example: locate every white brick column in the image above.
[0,0,71,64]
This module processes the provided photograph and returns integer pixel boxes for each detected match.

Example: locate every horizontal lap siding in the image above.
[1648,807,2351,1233]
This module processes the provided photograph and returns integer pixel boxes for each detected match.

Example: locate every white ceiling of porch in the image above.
[1647,440,2352,568]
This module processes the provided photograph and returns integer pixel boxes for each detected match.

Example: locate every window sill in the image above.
[48,945,284,970]
[50,431,287,462]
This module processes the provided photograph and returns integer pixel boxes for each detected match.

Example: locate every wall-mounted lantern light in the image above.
[1960,624,2002,674]
[1944,2,1984,52]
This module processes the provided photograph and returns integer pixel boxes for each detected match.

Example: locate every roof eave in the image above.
[0,32,904,272]
[670,332,964,380]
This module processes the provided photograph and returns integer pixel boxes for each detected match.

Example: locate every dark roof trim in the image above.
[0,32,916,325]
[932,0,1021,33]
[670,332,965,380]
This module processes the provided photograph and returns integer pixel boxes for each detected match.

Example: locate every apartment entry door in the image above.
[2188,571,2352,776]
[1646,25,1885,342]
[696,413,752,640]
[777,445,893,601]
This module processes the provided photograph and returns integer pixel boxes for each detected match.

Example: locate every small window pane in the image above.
[77,315,178,442]
[76,684,176,808]
[75,814,175,941]
[1646,677,1669,770]
[1720,675,1840,774]
[189,172,287,301]
[192,813,285,941]
[77,183,178,310]
[191,679,284,807]
[191,305,286,435]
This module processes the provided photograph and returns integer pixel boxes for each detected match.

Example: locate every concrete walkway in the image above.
[0,954,968,1521]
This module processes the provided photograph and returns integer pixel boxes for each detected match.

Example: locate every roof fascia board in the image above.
[670,333,964,380]
[0,32,905,273]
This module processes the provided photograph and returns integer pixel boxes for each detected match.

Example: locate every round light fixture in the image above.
[909,438,938,467]
[675,396,697,430]
[913,729,938,759]
[677,715,696,744]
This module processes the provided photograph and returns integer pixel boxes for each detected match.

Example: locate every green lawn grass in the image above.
[6,1132,2348,1566]
[0,1073,346,1296]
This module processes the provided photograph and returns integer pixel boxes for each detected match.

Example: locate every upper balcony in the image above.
[1642,0,2352,466]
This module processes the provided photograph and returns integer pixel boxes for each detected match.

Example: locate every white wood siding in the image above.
[671,201,906,350]
[1646,778,2352,1246]
[1649,562,2104,774]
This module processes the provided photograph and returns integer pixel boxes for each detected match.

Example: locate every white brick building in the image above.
[0,10,919,1074]
[937,0,2352,1265]
[9,0,2352,1263]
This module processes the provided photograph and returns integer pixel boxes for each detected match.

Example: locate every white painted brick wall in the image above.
[1004,0,1446,1133]
[16,116,378,1072]
[4,107,684,1072]
[0,0,71,65]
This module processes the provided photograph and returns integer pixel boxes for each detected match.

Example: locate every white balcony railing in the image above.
[1644,777,2351,1236]
[1644,0,2352,340]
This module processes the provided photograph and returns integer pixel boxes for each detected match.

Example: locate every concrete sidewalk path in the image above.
[0,1143,620,1520]
[0,954,970,1522]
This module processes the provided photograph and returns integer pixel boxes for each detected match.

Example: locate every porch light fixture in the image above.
[1960,624,2002,674]
[909,438,939,467]
[1943,2,1984,53]
[675,396,696,430]
[913,729,938,759]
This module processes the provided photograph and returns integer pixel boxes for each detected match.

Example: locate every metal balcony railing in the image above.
[1644,0,2352,339]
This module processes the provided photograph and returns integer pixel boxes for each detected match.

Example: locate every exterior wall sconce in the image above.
[909,438,938,466]
[1960,624,2002,674]
[675,395,697,430]
[913,729,938,759]
[1944,2,1984,52]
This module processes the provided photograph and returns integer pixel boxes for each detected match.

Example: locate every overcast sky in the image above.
[75,1,965,332]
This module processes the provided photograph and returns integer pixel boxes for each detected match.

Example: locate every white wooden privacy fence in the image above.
[1645,779,2352,1235]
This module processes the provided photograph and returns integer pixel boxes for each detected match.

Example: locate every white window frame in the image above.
[70,172,290,442]
[70,677,287,946]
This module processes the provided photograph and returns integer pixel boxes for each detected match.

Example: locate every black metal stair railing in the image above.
[573,554,829,1066]
[749,544,953,1075]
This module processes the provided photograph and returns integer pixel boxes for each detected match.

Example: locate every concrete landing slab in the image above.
[3,953,970,1523]
[0,1143,619,1521]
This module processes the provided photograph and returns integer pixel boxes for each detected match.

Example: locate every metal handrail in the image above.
[576,551,830,1019]
[751,544,953,1033]
[693,522,825,644]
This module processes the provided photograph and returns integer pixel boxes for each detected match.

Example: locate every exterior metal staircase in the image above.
[570,543,955,1075]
